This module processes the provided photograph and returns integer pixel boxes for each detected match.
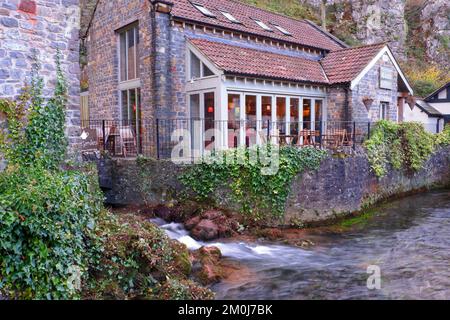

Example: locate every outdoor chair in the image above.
[119,126,137,157]
[95,125,112,150]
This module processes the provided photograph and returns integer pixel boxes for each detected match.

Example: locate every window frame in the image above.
[220,11,241,24]
[380,102,389,120]
[118,23,139,84]
[192,3,216,18]
[188,50,216,81]
[253,19,273,32]
[272,24,292,36]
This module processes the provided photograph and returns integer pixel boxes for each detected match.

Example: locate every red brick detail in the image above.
[19,0,37,15]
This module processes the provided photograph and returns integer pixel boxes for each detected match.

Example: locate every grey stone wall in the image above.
[351,53,399,123]
[98,147,450,226]
[285,146,450,225]
[0,0,81,153]
[86,0,152,120]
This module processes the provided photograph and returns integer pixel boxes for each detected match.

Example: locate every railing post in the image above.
[267,119,270,142]
[319,120,323,148]
[102,120,106,151]
[156,119,160,160]
[368,122,371,140]
[353,121,356,150]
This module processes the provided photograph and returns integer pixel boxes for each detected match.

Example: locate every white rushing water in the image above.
[151,218,311,262]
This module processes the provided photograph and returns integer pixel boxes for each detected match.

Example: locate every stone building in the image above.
[83,0,414,158]
[0,0,81,152]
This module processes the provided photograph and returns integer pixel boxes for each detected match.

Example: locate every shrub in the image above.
[180,146,327,221]
[0,52,103,299]
[436,125,450,146]
[0,51,67,169]
[0,165,103,299]
[365,121,437,177]
[84,212,213,300]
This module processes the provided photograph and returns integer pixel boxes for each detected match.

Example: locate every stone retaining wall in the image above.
[98,147,450,225]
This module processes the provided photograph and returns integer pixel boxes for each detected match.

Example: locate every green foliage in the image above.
[180,146,327,220]
[0,52,103,300]
[436,125,450,146]
[365,121,438,177]
[240,0,319,23]
[84,212,213,300]
[0,165,103,299]
[0,51,67,169]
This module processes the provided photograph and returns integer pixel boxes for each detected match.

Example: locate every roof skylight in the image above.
[253,19,273,32]
[192,3,216,18]
[221,11,240,24]
[273,24,292,36]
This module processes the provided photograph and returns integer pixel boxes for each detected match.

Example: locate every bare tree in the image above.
[320,0,327,29]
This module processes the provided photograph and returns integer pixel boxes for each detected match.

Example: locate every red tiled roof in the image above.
[320,43,387,84]
[171,0,345,52]
[189,38,329,83]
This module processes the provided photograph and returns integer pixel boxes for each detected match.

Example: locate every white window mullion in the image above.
[256,95,262,145]
[134,27,137,80]
[125,31,129,82]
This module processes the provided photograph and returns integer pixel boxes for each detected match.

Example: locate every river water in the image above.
[154,190,450,300]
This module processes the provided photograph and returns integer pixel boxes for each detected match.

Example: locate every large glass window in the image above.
[303,99,311,129]
[121,88,142,153]
[262,96,272,130]
[228,94,241,148]
[276,97,286,134]
[315,100,323,123]
[189,92,216,152]
[290,98,300,135]
[190,51,214,80]
[119,25,139,82]
[245,95,257,146]
[204,92,215,148]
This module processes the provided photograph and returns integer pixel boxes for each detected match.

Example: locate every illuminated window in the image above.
[253,19,273,32]
[192,3,216,18]
[221,11,240,24]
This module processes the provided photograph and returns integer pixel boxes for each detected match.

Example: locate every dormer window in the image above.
[221,11,240,24]
[273,24,292,36]
[253,19,273,32]
[192,3,216,18]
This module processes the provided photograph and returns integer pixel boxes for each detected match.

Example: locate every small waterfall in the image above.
[152,218,311,261]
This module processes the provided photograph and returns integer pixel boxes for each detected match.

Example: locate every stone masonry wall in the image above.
[86,0,325,123]
[351,52,399,123]
[326,85,350,122]
[0,0,81,153]
[87,0,152,120]
[98,146,450,226]
[285,146,450,225]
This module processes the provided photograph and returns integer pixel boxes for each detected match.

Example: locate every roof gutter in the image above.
[223,71,329,86]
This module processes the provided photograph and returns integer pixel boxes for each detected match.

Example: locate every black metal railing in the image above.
[81,119,374,160]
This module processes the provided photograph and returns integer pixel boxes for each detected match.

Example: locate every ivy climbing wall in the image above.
[0,0,81,154]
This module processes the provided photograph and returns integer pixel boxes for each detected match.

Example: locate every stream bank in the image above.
[153,190,450,300]
[99,146,450,227]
